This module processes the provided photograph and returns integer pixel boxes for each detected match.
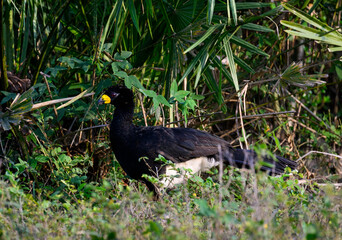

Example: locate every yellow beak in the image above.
[101,94,111,104]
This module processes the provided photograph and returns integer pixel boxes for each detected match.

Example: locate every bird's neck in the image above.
[111,104,135,133]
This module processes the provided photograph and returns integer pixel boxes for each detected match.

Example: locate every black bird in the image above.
[99,85,297,194]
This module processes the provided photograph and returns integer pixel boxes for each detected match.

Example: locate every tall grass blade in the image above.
[184,24,223,54]
[223,37,239,92]
[207,0,214,25]
[127,0,141,35]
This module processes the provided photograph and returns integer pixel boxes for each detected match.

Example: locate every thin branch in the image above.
[284,88,331,131]
[296,151,342,162]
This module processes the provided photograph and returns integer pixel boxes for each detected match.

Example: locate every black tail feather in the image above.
[224,149,297,175]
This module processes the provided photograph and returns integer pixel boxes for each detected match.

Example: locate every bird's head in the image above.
[98,85,134,107]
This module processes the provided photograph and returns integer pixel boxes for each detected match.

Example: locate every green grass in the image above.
[1,167,341,240]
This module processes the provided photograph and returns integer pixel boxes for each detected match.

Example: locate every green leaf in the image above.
[0,91,16,105]
[180,33,219,84]
[125,75,143,89]
[156,95,171,107]
[229,0,237,26]
[329,47,342,52]
[194,52,209,88]
[282,3,340,37]
[281,20,342,47]
[241,23,274,32]
[115,71,128,79]
[194,199,217,217]
[36,156,49,163]
[231,35,269,57]
[273,132,282,153]
[174,90,190,100]
[141,89,157,98]
[111,62,119,73]
[45,66,67,77]
[158,0,174,33]
[78,60,92,73]
[190,93,204,100]
[223,37,239,92]
[235,2,270,10]
[0,116,11,131]
[99,0,123,53]
[207,0,215,25]
[280,63,326,87]
[186,99,196,110]
[336,65,342,80]
[65,24,91,45]
[234,56,255,74]
[120,51,132,59]
[58,57,85,69]
[127,0,141,35]
[170,80,178,96]
[184,24,223,54]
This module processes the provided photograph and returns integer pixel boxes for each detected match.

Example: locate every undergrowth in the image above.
[0,164,341,240]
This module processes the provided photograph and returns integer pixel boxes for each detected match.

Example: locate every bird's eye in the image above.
[111,92,120,98]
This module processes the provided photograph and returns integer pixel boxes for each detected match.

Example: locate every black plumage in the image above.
[100,85,297,193]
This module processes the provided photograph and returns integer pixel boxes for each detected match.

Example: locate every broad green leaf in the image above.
[186,99,196,110]
[156,95,171,107]
[111,62,119,73]
[0,116,11,131]
[58,57,84,69]
[36,156,49,163]
[115,71,129,78]
[45,66,67,77]
[0,92,16,105]
[121,51,132,59]
[79,61,92,73]
[190,93,204,100]
[170,80,178,96]
[174,90,190,100]
[140,89,157,98]
[125,75,143,89]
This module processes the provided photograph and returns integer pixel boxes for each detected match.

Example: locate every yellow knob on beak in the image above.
[100,94,111,104]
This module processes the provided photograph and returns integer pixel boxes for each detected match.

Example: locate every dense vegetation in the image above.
[0,0,341,239]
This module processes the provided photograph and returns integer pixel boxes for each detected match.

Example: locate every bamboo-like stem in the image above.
[0,0,9,91]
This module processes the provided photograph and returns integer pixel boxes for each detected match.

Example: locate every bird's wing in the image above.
[135,126,232,163]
